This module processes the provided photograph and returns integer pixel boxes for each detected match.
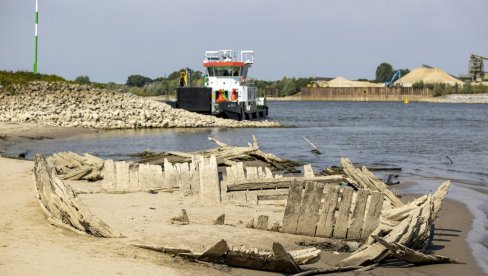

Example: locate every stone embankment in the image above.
[0,82,281,129]
[419,94,488,104]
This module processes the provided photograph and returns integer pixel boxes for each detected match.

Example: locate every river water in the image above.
[5,101,488,270]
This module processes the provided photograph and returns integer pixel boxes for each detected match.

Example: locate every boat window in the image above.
[207,67,215,76]
[231,67,241,76]
[209,67,242,77]
[214,67,232,77]
[241,67,248,78]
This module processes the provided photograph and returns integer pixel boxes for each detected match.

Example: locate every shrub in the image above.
[412,81,424,89]
[74,75,91,84]
[0,70,66,93]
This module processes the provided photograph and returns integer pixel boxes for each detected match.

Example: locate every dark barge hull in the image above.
[175,87,268,121]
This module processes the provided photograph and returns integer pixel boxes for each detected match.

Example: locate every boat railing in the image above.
[240,77,257,86]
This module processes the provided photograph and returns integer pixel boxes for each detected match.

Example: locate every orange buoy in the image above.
[216,90,226,103]
[231,89,238,101]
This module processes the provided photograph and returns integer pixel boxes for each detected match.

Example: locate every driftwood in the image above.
[292,265,375,276]
[338,181,451,267]
[282,182,383,241]
[33,154,123,238]
[133,239,321,273]
[135,136,301,170]
[171,209,190,224]
[303,136,321,154]
[341,158,404,208]
[50,152,104,181]
[373,236,463,265]
[214,214,225,225]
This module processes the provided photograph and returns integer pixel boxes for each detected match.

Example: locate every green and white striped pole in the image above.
[33,0,39,74]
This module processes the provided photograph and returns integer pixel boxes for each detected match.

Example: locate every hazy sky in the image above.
[1,0,487,83]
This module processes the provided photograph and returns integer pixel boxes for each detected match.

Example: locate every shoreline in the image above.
[267,93,488,103]
[0,122,486,274]
[0,122,99,155]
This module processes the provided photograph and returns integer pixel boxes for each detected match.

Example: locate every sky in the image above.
[1,0,487,83]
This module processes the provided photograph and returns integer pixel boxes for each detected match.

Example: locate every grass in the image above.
[0,70,66,93]
[412,81,488,96]
[0,70,65,86]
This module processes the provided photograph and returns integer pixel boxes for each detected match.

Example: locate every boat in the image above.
[176,50,268,120]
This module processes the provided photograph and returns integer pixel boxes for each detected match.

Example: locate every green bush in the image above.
[412,81,424,89]
[0,70,65,87]
[74,75,91,84]
[0,70,66,93]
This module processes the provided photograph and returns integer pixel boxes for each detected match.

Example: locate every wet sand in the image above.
[0,122,99,155]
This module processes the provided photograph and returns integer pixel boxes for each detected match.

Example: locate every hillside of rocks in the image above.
[0,82,281,129]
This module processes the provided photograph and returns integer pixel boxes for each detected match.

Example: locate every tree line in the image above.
[72,62,486,97]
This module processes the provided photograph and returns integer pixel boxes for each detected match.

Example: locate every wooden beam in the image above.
[226,175,343,192]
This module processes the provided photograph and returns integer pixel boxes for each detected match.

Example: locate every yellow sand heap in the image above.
[322,77,384,88]
[395,67,464,87]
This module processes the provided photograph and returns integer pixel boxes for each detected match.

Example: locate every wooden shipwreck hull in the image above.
[33,147,462,272]
[134,136,302,170]
[133,239,321,274]
[33,154,123,238]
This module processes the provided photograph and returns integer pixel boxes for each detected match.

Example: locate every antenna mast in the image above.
[33,0,39,74]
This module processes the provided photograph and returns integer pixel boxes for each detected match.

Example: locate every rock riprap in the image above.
[0,82,281,128]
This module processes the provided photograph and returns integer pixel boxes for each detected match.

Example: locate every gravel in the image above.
[0,82,281,129]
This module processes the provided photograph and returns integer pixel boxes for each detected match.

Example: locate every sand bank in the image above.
[0,123,484,275]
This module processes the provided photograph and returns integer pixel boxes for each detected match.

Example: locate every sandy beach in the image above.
[0,122,485,275]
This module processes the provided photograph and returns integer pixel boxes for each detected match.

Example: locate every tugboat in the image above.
[176,50,268,120]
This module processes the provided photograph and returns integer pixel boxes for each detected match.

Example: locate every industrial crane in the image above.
[469,54,488,82]
[385,70,401,87]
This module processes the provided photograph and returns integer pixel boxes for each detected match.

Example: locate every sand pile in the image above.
[0,81,280,129]
[323,77,384,88]
[395,67,464,87]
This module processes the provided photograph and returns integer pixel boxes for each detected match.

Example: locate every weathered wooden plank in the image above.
[360,191,384,240]
[128,164,139,191]
[257,193,288,201]
[245,191,258,204]
[229,191,247,204]
[226,175,343,192]
[432,180,450,218]
[346,189,369,241]
[164,159,177,188]
[257,167,265,179]
[189,156,201,195]
[82,153,104,169]
[264,167,273,179]
[178,162,191,196]
[114,161,130,191]
[256,215,269,230]
[341,158,403,208]
[303,164,314,178]
[59,165,92,180]
[333,187,354,239]
[224,167,233,184]
[373,236,463,265]
[101,159,115,191]
[282,180,303,234]
[199,155,220,203]
[338,212,413,267]
[246,167,258,180]
[138,163,163,190]
[236,162,246,181]
[296,182,324,236]
[315,185,340,238]
[34,154,123,238]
